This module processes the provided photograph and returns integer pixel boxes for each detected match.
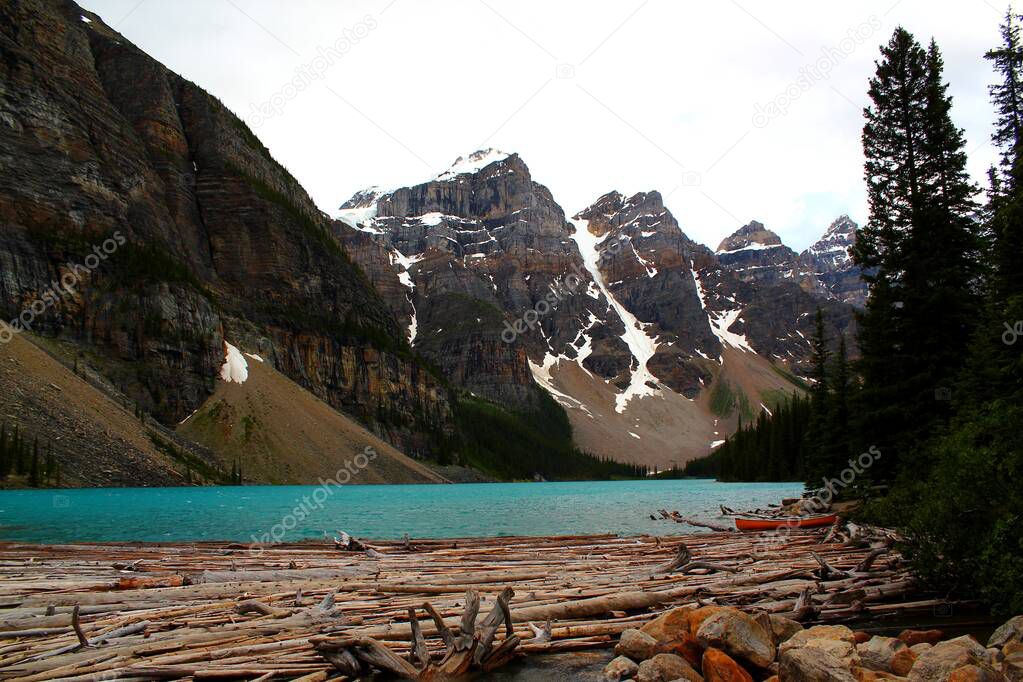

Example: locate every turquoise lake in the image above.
[0,479,802,544]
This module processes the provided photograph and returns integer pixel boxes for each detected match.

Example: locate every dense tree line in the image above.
[864,14,1023,616]
[0,422,61,487]
[679,393,810,481]
[451,392,647,481]
[676,19,1023,614]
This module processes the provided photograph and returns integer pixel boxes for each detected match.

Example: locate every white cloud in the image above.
[82,0,1001,251]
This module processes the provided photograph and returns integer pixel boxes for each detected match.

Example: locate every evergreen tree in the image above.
[0,422,8,480]
[870,15,1023,615]
[854,28,981,479]
[823,337,852,477]
[986,8,1023,190]
[28,438,40,487]
[44,442,55,485]
[803,309,831,484]
[12,425,24,476]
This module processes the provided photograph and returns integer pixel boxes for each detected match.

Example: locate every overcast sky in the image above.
[80,0,1003,251]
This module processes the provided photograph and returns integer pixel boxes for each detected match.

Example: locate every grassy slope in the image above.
[0,334,191,487]
[177,353,446,485]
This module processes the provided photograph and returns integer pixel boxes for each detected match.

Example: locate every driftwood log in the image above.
[0,526,953,681]
[313,587,520,679]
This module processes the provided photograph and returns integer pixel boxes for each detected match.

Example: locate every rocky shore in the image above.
[604,607,1022,681]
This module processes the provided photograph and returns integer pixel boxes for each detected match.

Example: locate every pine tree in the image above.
[0,422,8,480]
[12,425,24,476]
[44,442,55,485]
[824,336,852,477]
[28,438,40,487]
[986,8,1023,191]
[854,28,981,479]
[804,309,831,485]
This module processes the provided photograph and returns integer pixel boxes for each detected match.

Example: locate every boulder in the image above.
[635,653,703,682]
[769,615,804,644]
[801,638,861,667]
[899,630,946,647]
[780,625,857,654]
[990,617,1023,649]
[686,606,726,637]
[909,636,988,681]
[858,636,910,672]
[641,606,695,644]
[855,631,874,644]
[604,655,640,681]
[947,663,1009,681]
[617,628,659,662]
[658,635,705,670]
[702,647,752,682]
[892,649,918,677]
[639,605,705,666]
[780,647,857,682]
[696,608,775,669]
[1003,642,1023,682]
[911,644,934,655]
[853,667,909,680]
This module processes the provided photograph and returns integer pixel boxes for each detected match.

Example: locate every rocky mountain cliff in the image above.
[337,153,859,466]
[1,0,868,480]
[0,0,451,479]
[797,215,869,307]
[716,217,868,307]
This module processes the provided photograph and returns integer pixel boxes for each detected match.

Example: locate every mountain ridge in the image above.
[334,149,860,466]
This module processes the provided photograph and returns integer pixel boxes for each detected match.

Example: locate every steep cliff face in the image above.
[715,221,799,286]
[797,215,869,308]
[338,150,624,409]
[336,154,858,466]
[0,0,450,462]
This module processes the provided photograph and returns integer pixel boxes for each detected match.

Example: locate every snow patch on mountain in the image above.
[570,218,660,413]
[690,263,754,358]
[436,148,510,181]
[716,242,784,254]
[220,342,249,384]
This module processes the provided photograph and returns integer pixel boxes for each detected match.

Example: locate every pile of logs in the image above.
[0,525,962,680]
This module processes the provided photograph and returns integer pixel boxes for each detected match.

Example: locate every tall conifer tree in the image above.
[855,28,980,478]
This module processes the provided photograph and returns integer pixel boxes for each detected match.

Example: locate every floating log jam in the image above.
[0,525,962,680]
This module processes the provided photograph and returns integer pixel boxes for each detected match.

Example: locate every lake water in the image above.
[0,479,802,544]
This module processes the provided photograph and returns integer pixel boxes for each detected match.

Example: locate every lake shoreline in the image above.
[0,527,960,680]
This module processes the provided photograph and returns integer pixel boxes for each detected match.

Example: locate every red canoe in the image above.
[734,514,838,531]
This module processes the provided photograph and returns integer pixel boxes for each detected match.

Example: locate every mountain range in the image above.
[0,0,865,485]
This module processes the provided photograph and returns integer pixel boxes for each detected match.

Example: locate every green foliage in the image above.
[853,28,983,478]
[147,432,229,485]
[884,401,1023,616]
[0,424,61,487]
[449,391,645,481]
[682,392,810,481]
[28,438,40,487]
[856,20,1023,616]
[709,378,752,421]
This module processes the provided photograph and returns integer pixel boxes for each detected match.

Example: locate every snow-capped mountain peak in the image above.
[436,148,511,181]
